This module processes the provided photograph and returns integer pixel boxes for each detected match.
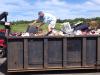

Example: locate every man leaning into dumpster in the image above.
[31,11,57,35]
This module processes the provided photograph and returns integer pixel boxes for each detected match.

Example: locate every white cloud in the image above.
[91,0,100,4]
[0,0,100,21]
[32,0,100,19]
[0,0,34,21]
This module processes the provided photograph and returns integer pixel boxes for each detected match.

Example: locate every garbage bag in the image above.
[61,22,73,34]
[74,24,89,31]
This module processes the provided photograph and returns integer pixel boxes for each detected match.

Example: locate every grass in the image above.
[11,23,28,32]
[0,23,62,32]
[0,25,5,29]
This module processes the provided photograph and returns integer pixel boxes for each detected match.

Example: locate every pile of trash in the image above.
[47,21,100,36]
[9,21,100,37]
[60,21,100,36]
[9,31,47,37]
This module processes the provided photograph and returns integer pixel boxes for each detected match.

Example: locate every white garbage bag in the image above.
[74,30,82,35]
[21,32,30,37]
[61,22,73,34]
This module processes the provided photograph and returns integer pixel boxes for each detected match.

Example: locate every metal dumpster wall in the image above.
[7,36,100,72]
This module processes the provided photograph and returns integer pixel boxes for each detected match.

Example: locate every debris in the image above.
[34,31,47,36]
[74,21,83,26]
[73,23,89,31]
[8,21,100,37]
[61,22,73,35]
[74,30,82,35]
[48,30,64,36]
[27,26,38,34]
[21,32,29,37]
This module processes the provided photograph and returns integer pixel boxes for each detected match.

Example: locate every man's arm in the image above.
[32,20,38,24]
[29,19,38,26]
[31,19,40,26]
[38,22,44,28]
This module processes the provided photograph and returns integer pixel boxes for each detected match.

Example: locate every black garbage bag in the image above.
[73,24,89,31]
[26,26,38,34]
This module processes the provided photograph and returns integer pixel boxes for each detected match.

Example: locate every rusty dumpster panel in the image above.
[7,36,100,72]
[47,38,63,68]
[24,38,44,69]
[7,38,24,70]
[86,37,97,66]
[67,38,82,67]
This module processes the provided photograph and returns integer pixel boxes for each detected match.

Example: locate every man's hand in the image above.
[36,26,39,29]
[38,22,44,28]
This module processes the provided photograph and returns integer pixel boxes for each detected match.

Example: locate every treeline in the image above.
[12,20,34,24]
[12,17,100,24]
[57,17,100,24]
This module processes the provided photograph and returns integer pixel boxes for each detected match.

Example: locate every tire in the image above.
[0,47,5,58]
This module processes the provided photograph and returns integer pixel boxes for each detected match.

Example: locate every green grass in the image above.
[11,23,28,32]
[0,25,5,29]
[55,23,63,30]
[0,23,62,32]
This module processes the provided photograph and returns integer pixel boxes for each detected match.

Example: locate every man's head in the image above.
[38,11,44,17]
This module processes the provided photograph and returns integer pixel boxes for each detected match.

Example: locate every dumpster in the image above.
[7,35,100,72]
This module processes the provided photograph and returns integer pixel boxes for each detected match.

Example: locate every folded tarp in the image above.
[26,25,38,34]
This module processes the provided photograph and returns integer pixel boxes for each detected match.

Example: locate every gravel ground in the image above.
[0,58,100,75]
[0,58,7,75]
[8,72,100,75]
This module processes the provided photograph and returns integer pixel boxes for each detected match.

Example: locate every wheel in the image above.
[0,47,5,58]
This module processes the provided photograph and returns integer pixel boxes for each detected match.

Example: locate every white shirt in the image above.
[39,13,56,24]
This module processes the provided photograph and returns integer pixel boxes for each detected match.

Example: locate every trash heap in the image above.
[9,21,100,37]
[60,21,100,36]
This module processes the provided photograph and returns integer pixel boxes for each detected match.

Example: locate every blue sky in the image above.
[0,0,100,21]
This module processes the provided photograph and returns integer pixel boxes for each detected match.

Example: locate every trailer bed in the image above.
[7,35,100,72]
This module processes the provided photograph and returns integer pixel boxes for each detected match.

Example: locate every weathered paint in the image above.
[7,36,100,72]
